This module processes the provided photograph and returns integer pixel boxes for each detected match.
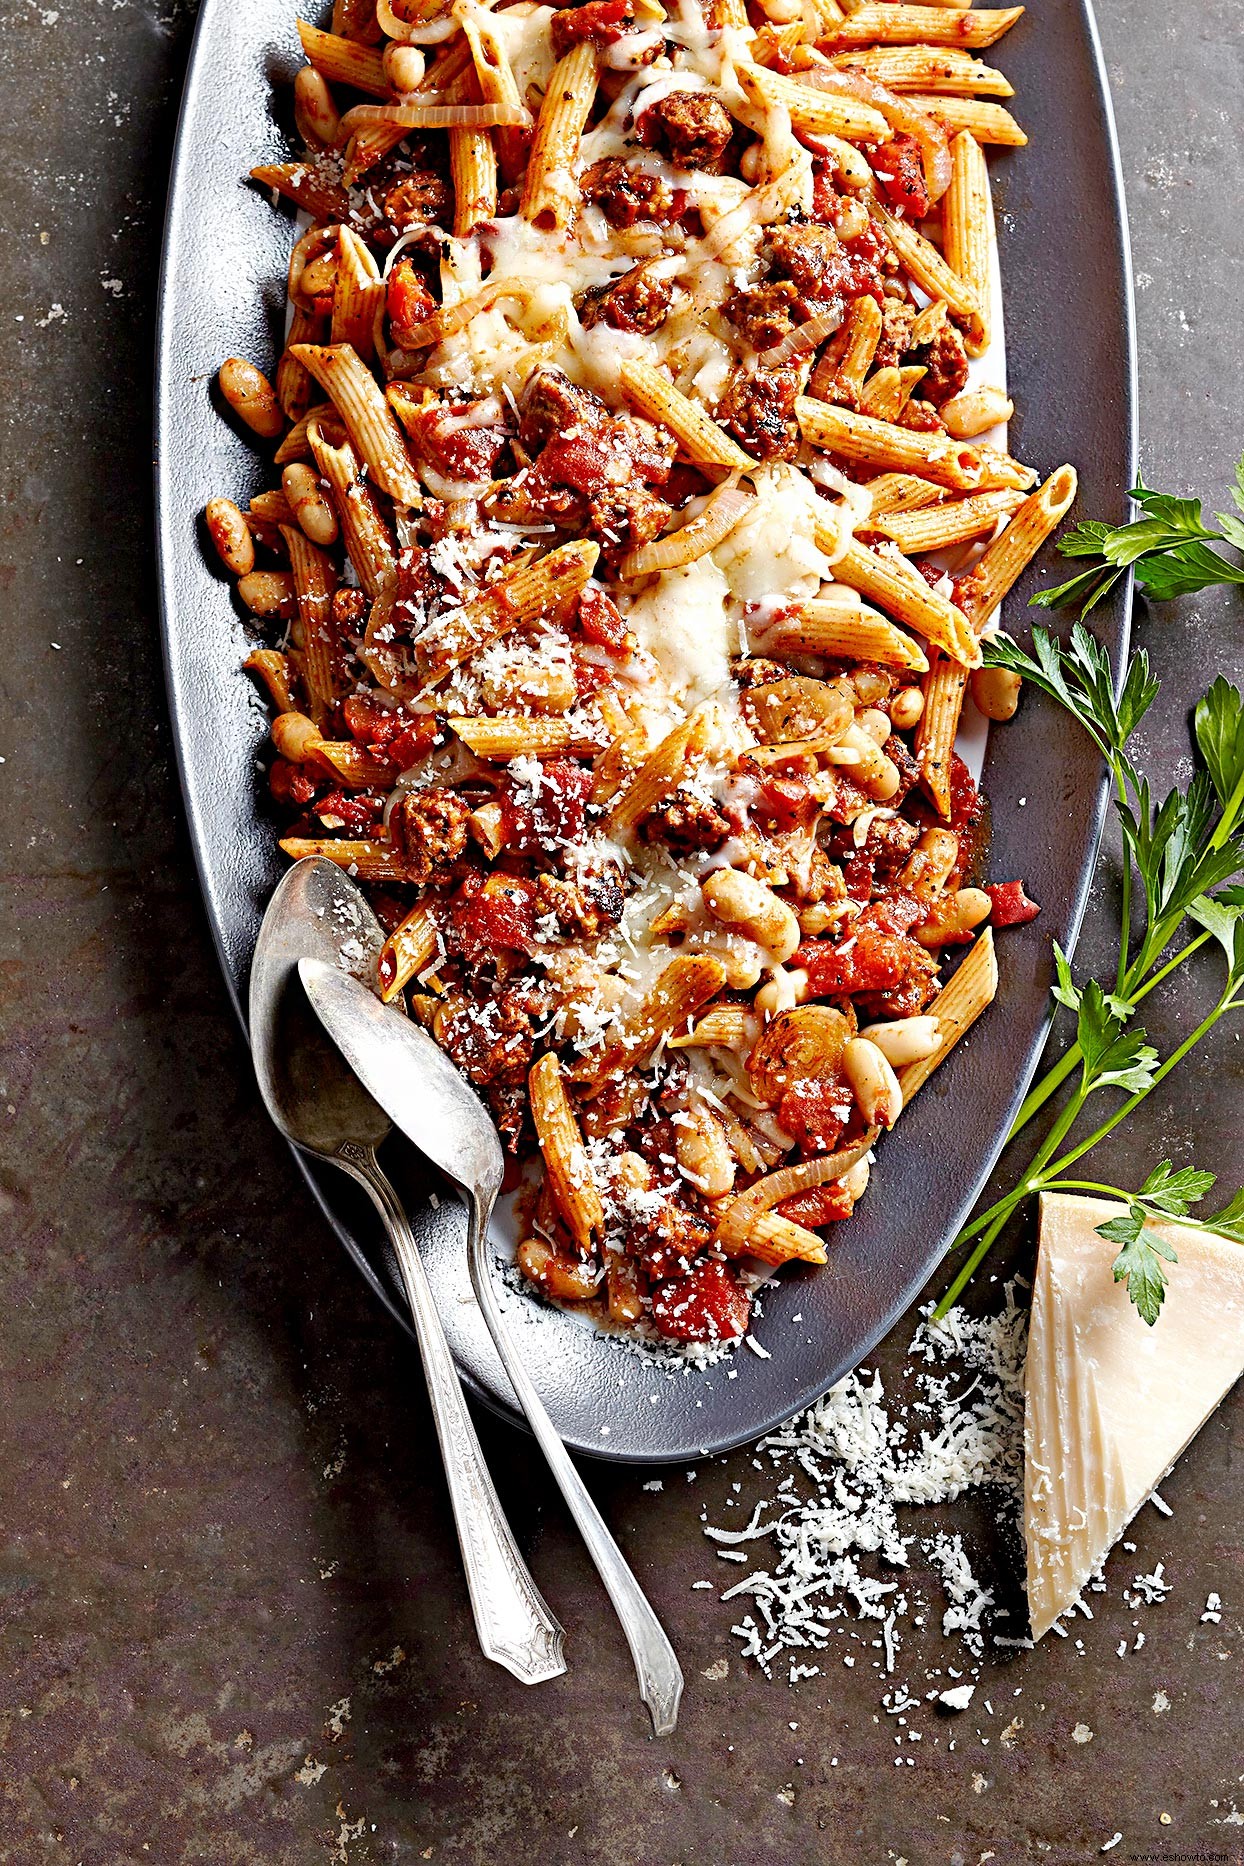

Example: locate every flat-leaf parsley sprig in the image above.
[935,456,1244,1325]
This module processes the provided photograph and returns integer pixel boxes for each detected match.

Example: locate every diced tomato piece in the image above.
[810,162,839,223]
[871,131,928,219]
[778,1180,856,1226]
[777,1076,853,1154]
[315,790,386,831]
[449,875,536,961]
[649,1261,751,1344]
[386,258,438,349]
[550,0,633,56]
[797,911,926,997]
[577,586,629,651]
[269,758,318,807]
[386,719,438,770]
[985,880,1041,927]
[499,758,594,852]
[753,773,819,832]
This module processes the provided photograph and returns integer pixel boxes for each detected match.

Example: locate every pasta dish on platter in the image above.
[207,0,1074,1350]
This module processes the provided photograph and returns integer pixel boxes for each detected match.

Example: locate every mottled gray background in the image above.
[1,2,1242,1861]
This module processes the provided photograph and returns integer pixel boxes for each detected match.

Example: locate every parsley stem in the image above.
[1040,990,1240,1183]
[1006,930,1212,1139]
[932,1207,1012,1320]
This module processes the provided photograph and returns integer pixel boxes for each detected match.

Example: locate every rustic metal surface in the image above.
[1,2,1241,1861]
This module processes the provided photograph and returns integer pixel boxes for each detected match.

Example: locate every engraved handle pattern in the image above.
[338,1142,565,1685]
[466,1192,683,1735]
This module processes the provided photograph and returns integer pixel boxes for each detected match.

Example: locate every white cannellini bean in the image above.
[702,868,801,964]
[859,1016,941,1066]
[840,1157,870,1202]
[858,707,892,746]
[889,685,924,731]
[674,1105,736,1199]
[842,1037,903,1129]
[754,966,809,1017]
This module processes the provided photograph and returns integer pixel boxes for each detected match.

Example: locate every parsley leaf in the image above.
[1076,981,1158,1095]
[1202,1189,1244,1245]
[1195,675,1244,809]
[1135,1159,1217,1216]
[982,623,1156,766]
[1100,1206,1179,1326]
[1031,453,1244,619]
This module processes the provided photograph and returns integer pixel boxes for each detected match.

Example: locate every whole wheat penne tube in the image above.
[874,487,1024,553]
[943,130,992,355]
[281,525,340,722]
[249,488,294,527]
[571,954,728,1081]
[972,446,1039,493]
[521,41,598,230]
[828,46,1014,96]
[450,126,498,236]
[912,652,967,816]
[291,342,421,506]
[462,4,527,182]
[418,540,599,682]
[607,711,711,836]
[797,396,983,491]
[905,94,1026,146]
[296,20,389,96]
[331,227,384,360]
[530,1054,604,1254]
[959,464,1079,631]
[344,119,409,184]
[377,904,439,1003]
[858,365,926,422]
[276,306,321,424]
[308,415,397,600]
[808,294,883,403]
[250,161,351,223]
[765,599,930,672]
[667,1006,757,1052]
[620,358,756,473]
[276,402,334,466]
[738,63,891,141]
[279,836,410,880]
[831,6,1025,50]
[720,1210,828,1267]
[245,648,297,714]
[312,740,395,788]
[862,472,948,518]
[448,716,601,760]
[913,464,1079,809]
[897,927,997,1101]
[825,534,979,666]
[871,201,979,324]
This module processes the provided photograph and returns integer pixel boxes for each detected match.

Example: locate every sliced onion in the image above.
[758,308,844,369]
[376,0,460,44]
[618,484,756,580]
[342,99,532,133]
[799,67,953,204]
[384,279,541,356]
[715,1126,880,1254]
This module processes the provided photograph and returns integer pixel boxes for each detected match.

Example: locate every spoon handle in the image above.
[338,1143,566,1687]
[466,1195,684,1737]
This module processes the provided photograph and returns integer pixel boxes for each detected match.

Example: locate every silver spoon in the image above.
[298,935,684,1737]
[249,857,565,1687]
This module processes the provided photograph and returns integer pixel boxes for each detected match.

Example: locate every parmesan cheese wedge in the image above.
[1025,1192,1244,1639]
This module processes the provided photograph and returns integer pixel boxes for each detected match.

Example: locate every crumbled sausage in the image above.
[436,981,549,1087]
[580,157,683,229]
[637,91,734,170]
[915,320,970,406]
[382,163,452,233]
[533,872,625,938]
[723,281,802,351]
[717,365,801,461]
[898,396,945,434]
[331,586,367,633]
[518,367,607,451]
[578,259,677,335]
[872,295,918,371]
[390,787,472,881]
[637,786,730,853]
[588,481,673,562]
[731,655,789,690]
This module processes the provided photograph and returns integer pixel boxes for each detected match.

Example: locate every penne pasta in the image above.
[830,6,1026,51]
[295,20,389,97]
[521,41,598,231]
[620,358,756,473]
[873,487,1025,553]
[828,46,1014,97]
[307,415,397,599]
[870,201,980,324]
[418,541,598,683]
[529,1053,604,1254]
[905,94,1027,146]
[943,129,993,356]
[290,341,421,506]
[280,524,340,722]
[448,716,602,760]
[897,928,998,1101]
[765,598,931,673]
[825,534,980,666]
[797,396,984,492]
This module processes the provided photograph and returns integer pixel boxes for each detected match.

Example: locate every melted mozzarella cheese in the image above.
[624,555,735,706]
[714,463,838,608]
